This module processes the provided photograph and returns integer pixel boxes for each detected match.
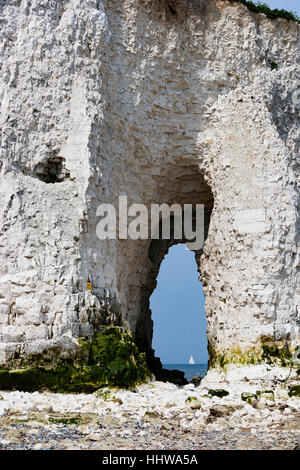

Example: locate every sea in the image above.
[163,364,208,382]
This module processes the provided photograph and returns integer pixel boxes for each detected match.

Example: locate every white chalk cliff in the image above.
[0,0,299,382]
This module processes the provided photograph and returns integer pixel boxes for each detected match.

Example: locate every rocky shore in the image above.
[0,372,299,450]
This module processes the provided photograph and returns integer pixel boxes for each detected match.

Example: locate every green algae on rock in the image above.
[256,390,275,401]
[288,385,300,398]
[185,396,201,409]
[94,387,123,404]
[94,387,116,400]
[0,327,152,393]
[241,392,257,405]
[208,389,229,398]
[209,336,296,369]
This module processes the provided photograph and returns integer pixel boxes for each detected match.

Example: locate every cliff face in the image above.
[0,0,299,379]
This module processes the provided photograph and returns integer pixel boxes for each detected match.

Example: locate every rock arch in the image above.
[133,168,213,377]
[0,0,299,384]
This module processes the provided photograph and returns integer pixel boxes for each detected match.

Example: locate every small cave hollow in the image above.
[33,157,70,184]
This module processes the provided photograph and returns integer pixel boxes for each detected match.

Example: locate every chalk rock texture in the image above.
[0,0,299,378]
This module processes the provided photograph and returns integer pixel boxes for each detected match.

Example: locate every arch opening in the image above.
[150,244,208,384]
[132,166,214,384]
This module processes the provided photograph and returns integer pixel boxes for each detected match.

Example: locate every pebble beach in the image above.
[0,378,299,450]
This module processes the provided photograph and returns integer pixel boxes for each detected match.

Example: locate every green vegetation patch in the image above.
[225,1,300,23]
[153,0,300,23]
[270,61,278,70]
[0,327,152,393]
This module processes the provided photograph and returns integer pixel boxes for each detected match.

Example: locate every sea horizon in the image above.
[163,363,208,381]
[163,363,208,365]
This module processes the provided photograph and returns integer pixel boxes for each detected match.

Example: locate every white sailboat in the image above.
[189,355,195,365]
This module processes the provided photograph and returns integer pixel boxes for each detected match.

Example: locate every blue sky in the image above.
[150,0,300,365]
[151,244,208,364]
[264,0,299,14]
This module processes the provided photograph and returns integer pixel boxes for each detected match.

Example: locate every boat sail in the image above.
[189,355,195,365]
